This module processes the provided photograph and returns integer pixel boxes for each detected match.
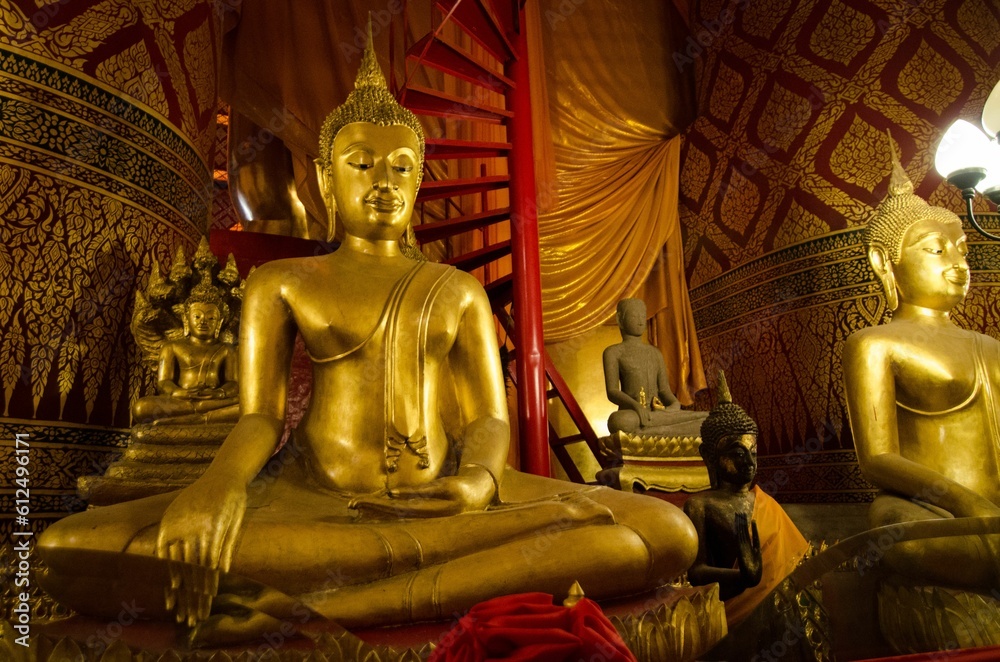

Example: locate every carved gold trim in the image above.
[0,417,128,434]
[621,466,712,494]
[878,584,1000,653]
[617,431,703,458]
[0,42,208,170]
[0,89,208,194]
[0,154,203,238]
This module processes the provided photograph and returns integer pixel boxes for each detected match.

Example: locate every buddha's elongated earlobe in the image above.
[398,222,425,261]
[868,243,899,312]
[314,157,336,244]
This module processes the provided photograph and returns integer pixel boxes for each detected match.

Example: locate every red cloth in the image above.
[428,593,637,662]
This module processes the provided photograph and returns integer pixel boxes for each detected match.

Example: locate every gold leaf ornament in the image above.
[0,0,29,38]
[58,335,81,417]
[857,294,886,327]
[1,318,25,415]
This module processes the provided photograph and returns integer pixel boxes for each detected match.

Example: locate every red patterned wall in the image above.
[3,0,221,163]
[1,1,222,533]
[680,0,1000,501]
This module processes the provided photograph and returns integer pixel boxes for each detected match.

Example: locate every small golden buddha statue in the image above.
[38,30,697,637]
[131,275,239,425]
[603,298,707,437]
[130,239,242,426]
[77,242,244,506]
[843,140,1000,591]
[685,371,808,626]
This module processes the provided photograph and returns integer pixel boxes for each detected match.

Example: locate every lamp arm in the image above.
[962,188,1000,241]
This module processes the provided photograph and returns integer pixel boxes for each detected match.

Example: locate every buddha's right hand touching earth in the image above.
[156,474,247,626]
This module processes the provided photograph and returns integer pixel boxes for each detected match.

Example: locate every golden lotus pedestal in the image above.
[77,423,232,506]
[877,582,1000,653]
[10,583,727,662]
[604,431,712,495]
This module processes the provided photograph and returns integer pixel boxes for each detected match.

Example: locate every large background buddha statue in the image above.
[38,34,697,636]
[843,142,1000,591]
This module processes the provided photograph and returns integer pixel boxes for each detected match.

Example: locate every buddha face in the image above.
[187,302,222,341]
[328,122,420,243]
[715,433,757,487]
[617,299,646,338]
[892,216,969,312]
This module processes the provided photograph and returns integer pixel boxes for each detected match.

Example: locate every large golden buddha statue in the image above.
[38,34,696,635]
[843,142,1000,591]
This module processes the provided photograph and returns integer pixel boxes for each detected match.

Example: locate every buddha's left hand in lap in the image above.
[350,465,495,518]
[175,386,227,400]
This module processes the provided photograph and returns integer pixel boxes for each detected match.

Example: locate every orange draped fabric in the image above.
[724,486,810,627]
[529,0,706,401]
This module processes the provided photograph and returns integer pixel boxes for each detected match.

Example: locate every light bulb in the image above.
[975,140,1000,194]
[983,80,1000,139]
[935,119,992,189]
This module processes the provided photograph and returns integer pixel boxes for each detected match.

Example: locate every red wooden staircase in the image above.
[392,0,608,482]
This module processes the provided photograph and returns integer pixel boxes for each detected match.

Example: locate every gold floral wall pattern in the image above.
[681,0,1000,502]
[0,0,219,529]
[1,0,219,162]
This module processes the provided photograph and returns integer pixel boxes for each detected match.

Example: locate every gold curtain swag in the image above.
[530,0,706,402]
[538,134,682,335]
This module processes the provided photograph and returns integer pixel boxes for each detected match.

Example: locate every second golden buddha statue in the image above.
[843,139,1000,592]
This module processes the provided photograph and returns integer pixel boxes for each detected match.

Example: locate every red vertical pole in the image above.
[506,7,550,478]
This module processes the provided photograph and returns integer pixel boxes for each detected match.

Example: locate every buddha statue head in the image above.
[864,137,968,313]
[616,298,646,339]
[699,371,758,490]
[182,275,228,341]
[316,22,425,258]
